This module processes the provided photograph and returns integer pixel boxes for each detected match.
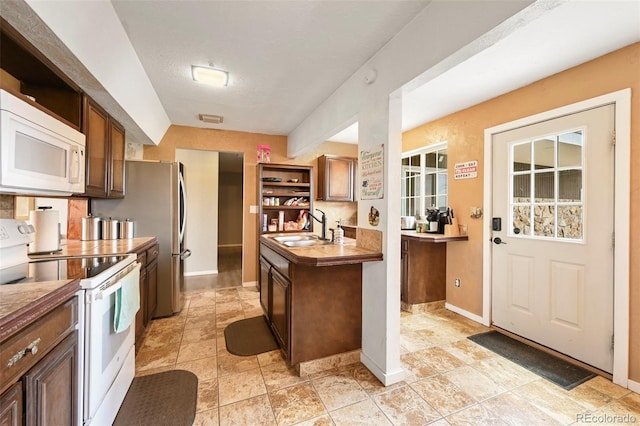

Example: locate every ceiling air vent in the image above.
[199,114,224,124]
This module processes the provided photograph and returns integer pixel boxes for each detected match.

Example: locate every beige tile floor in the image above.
[135,286,640,425]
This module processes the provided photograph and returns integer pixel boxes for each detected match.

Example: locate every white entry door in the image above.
[491,104,615,373]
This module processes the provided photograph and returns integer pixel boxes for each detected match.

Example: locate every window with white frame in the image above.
[401,143,448,217]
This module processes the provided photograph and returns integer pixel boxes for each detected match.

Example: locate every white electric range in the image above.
[0,219,139,426]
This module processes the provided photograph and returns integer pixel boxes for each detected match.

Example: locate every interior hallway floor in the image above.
[134,279,640,425]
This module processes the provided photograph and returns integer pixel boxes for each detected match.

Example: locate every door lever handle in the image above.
[492,237,507,245]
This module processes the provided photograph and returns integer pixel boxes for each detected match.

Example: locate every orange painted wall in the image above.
[403,42,640,381]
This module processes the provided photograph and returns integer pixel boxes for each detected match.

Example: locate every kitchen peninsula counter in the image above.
[400,231,467,309]
[259,234,382,266]
[259,232,382,369]
[400,230,468,243]
[28,237,157,259]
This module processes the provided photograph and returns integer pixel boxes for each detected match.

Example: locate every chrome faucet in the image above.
[306,209,328,240]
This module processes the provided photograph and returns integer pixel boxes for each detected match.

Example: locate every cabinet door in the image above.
[0,382,22,426]
[135,265,147,349]
[318,155,355,201]
[108,119,125,198]
[24,331,78,426]
[83,98,108,198]
[400,237,409,304]
[270,268,290,357]
[146,259,158,322]
[259,257,271,316]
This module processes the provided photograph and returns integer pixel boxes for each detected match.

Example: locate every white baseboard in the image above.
[360,352,405,386]
[184,270,218,277]
[242,281,257,288]
[445,303,485,325]
[628,379,640,393]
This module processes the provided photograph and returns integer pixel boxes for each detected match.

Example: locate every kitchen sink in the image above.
[273,235,319,243]
[282,239,333,247]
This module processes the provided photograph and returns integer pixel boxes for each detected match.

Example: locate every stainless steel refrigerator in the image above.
[92,160,191,317]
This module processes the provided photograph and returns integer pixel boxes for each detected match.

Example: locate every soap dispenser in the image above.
[334,220,344,245]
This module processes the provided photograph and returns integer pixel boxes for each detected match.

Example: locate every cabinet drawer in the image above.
[260,244,290,279]
[136,251,147,266]
[0,297,78,393]
[146,244,159,264]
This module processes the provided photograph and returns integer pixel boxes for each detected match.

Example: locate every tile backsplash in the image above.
[0,194,14,218]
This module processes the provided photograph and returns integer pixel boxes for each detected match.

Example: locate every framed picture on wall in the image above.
[360,144,384,200]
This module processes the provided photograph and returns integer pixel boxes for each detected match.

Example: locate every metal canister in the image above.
[119,219,135,239]
[81,215,101,240]
[101,217,120,240]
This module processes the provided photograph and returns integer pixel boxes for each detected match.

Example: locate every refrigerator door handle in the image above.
[178,170,187,244]
[173,249,191,260]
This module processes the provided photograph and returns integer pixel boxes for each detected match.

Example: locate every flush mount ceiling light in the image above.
[191,65,229,87]
[199,114,224,124]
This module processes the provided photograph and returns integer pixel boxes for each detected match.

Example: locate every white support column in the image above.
[359,93,404,386]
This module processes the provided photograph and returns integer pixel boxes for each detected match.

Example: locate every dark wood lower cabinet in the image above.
[0,382,22,426]
[259,243,362,366]
[133,241,159,352]
[147,258,158,320]
[0,294,78,426]
[23,332,78,426]
[259,257,270,315]
[400,236,446,305]
[270,268,290,359]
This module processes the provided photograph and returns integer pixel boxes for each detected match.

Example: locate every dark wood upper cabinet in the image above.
[82,96,125,199]
[317,155,356,202]
[83,97,109,198]
[108,120,126,198]
[0,19,82,129]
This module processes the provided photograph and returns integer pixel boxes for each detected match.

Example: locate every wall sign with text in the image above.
[360,145,384,200]
[454,160,478,180]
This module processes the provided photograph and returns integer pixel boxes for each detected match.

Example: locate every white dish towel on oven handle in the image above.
[113,263,141,334]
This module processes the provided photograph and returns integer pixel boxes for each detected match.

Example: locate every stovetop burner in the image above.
[1,256,130,285]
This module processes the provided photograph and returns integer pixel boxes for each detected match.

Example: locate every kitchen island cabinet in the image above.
[400,231,468,309]
[0,279,80,425]
[259,234,382,368]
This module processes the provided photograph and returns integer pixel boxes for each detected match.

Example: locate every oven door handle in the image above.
[95,282,122,301]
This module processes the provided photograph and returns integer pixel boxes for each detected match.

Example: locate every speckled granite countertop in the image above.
[260,233,382,266]
[28,237,157,259]
[0,279,80,341]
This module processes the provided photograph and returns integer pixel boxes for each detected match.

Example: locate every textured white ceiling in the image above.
[330,0,640,144]
[111,0,430,136]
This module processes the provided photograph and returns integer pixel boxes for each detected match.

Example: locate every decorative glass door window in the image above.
[511,130,584,240]
[401,143,447,217]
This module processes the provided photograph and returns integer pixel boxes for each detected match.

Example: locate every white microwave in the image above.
[0,89,86,196]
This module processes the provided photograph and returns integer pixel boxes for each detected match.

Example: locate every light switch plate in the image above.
[249,205,258,214]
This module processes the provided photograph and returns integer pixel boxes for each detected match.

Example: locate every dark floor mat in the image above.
[224,316,279,356]
[468,330,596,390]
[113,370,197,426]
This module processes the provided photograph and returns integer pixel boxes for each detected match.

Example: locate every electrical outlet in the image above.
[454,278,461,287]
